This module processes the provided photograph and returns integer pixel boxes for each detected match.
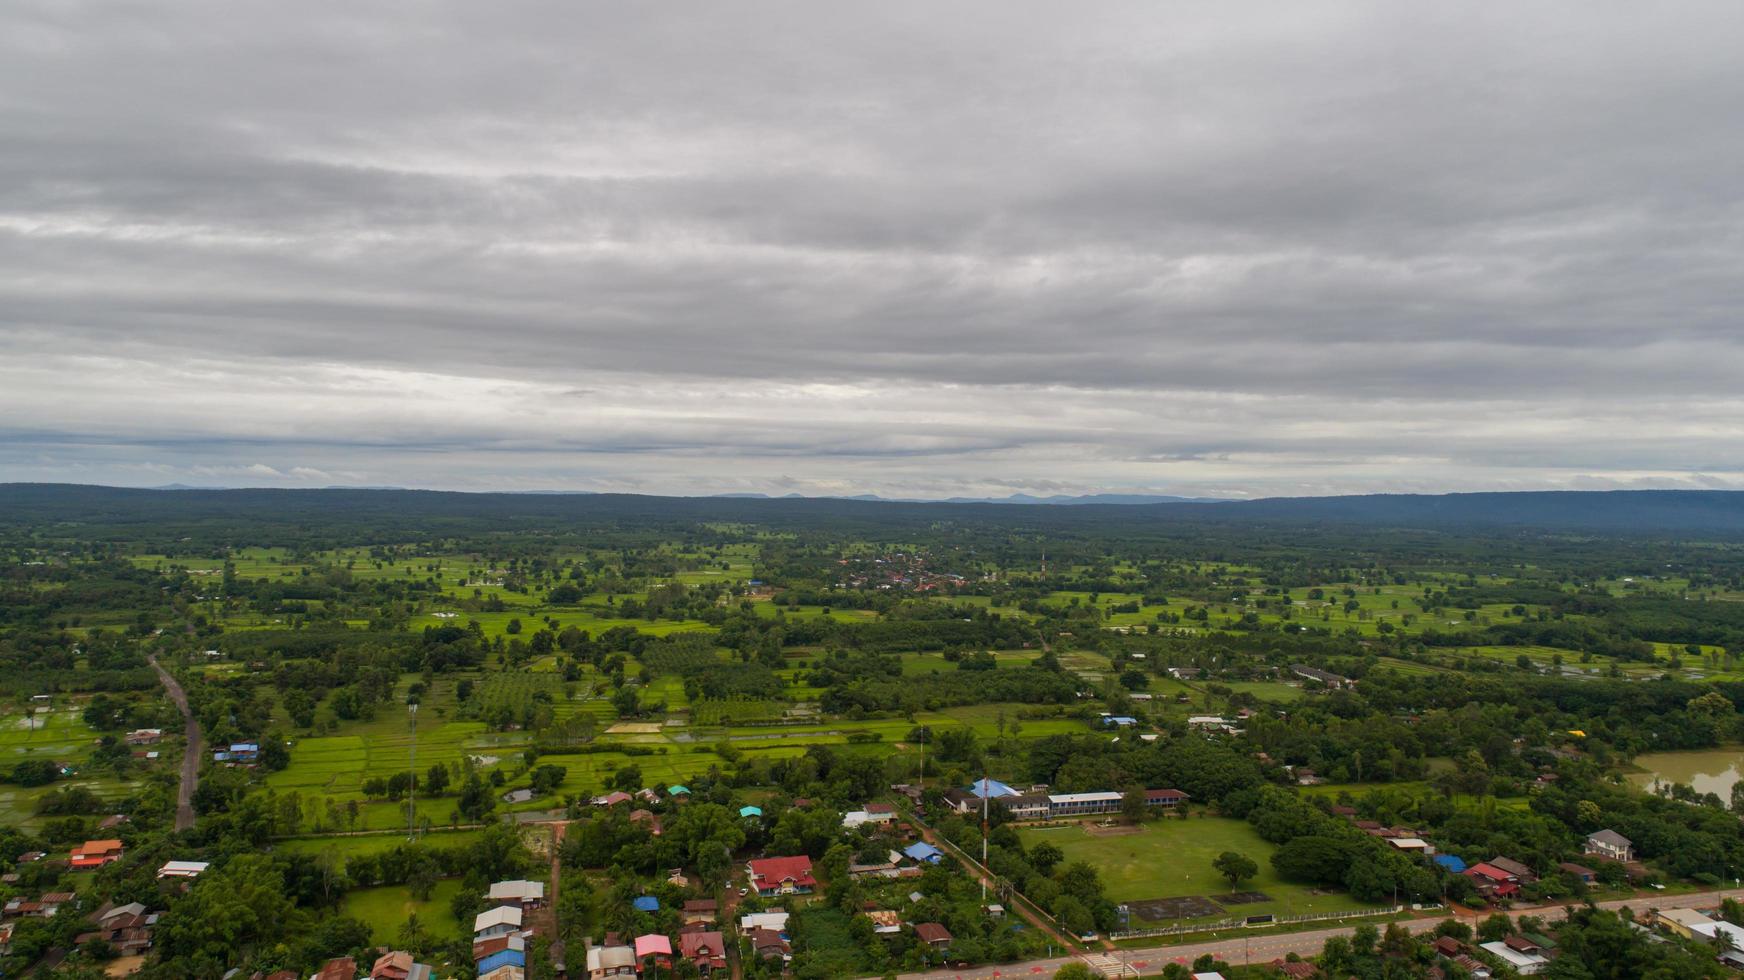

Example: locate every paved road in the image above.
[148,655,201,832]
[892,887,1744,979]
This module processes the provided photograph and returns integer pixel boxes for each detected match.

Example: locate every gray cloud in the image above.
[2,1,1742,497]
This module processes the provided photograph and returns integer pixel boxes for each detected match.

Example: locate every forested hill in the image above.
[3,483,1744,539]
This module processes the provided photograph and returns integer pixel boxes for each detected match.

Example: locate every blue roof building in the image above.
[668,785,690,795]
[476,949,526,974]
[739,805,763,818]
[904,842,943,864]
[1100,715,1139,727]
[632,895,661,912]
[1433,854,1467,873]
[968,778,1018,798]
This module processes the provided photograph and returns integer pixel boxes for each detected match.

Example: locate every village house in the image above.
[740,910,790,935]
[1290,664,1352,688]
[488,879,546,911]
[629,809,663,835]
[370,950,435,980]
[1486,856,1537,883]
[1463,862,1522,899]
[472,933,525,963]
[747,856,815,896]
[903,842,943,865]
[748,926,792,963]
[842,804,898,829]
[1656,907,1717,940]
[124,729,163,746]
[473,905,523,940]
[476,947,526,978]
[634,934,673,971]
[865,909,903,935]
[73,901,160,957]
[1557,862,1597,883]
[1584,829,1634,862]
[1480,936,1549,974]
[913,922,953,950]
[157,860,209,880]
[212,742,259,766]
[69,839,124,869]
[678,929,728,974]
[314,956,358,980]
[585,937,636,979]
[681,899,717,926]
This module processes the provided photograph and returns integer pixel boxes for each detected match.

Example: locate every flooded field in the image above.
[1629,748,1744,798]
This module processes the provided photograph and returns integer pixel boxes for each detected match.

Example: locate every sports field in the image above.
[1018,818,1372,922]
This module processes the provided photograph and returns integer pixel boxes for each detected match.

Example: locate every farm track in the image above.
[149,654,201,832]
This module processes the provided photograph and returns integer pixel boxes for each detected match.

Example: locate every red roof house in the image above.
[70,839,124,868]
[678,929,728,973]
[747,856,816,896]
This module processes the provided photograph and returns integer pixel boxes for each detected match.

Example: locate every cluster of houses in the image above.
[73,901,163,958]
[0,894,165,960]
[248,951,437,980]
[1430,932,1556,977]
[936,778,1189,820]
[583,897,749,978]
[1449,830,1637,903]
[472,879,545,980]
[1656,905,1744,969]
[1328,806,1436,857]
[1328,805,1641,908]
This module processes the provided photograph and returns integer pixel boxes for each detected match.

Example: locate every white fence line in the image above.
[1111,904,1403,940]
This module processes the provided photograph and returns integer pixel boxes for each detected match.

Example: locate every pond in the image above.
[1629,748,1744,798]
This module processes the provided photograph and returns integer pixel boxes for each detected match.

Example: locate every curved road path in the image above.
[148,655,201,831]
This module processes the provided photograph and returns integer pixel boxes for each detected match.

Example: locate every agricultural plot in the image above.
[275,828,486,860]
[1018,818,1372,923]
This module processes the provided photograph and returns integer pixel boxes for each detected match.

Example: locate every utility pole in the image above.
[980,771,989,902]
[408,702,418,840]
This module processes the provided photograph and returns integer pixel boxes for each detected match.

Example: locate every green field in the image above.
[1019,818,1373,922]
[275,829,486,860]
[341,878,464,944]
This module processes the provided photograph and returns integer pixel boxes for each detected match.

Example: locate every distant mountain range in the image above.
[8,484,1744,533]
[712,492,1229,505]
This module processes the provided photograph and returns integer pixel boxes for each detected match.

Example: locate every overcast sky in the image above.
[3,2,1742,499]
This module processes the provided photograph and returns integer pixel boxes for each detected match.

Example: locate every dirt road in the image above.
[148,654,201,832]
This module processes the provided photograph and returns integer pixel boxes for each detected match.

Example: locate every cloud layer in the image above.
[3,1,1742,497]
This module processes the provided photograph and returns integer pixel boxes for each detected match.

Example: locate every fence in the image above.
[901,806,1080,944]
[1111,904,1403,940]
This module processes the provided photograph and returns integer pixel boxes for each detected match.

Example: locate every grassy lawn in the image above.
[342,878,464,945]
[1220,681,1306,701]
[1018,818,1373,922]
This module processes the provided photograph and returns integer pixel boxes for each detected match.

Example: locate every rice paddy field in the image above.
[0,705,144,826]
